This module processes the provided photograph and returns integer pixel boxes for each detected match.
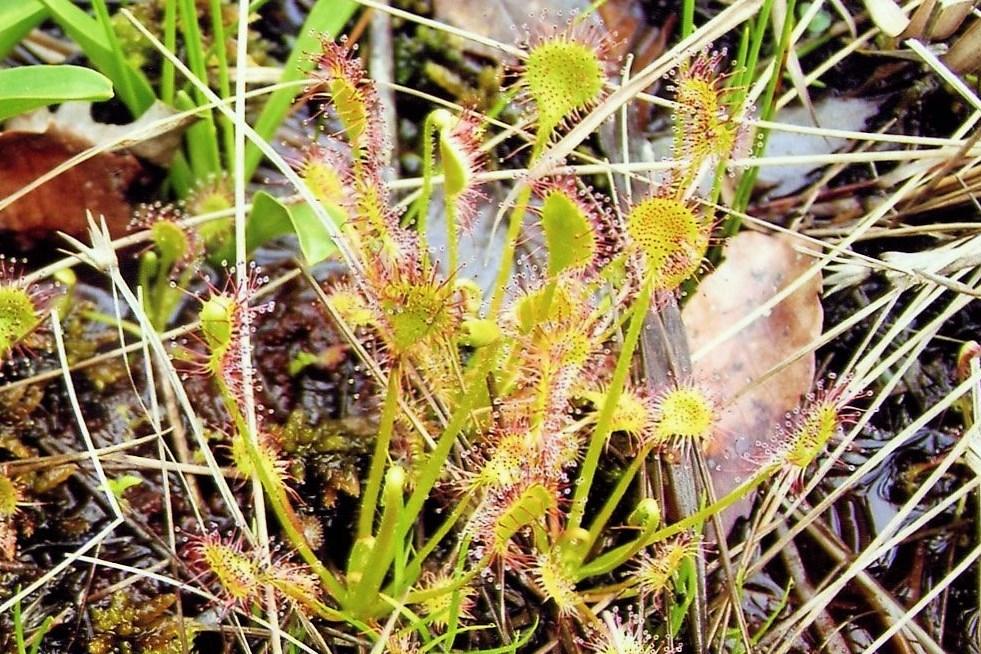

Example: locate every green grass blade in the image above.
[90,0,139,113]
[36,0,154,115]
[0,1,45,61]
[175,91,221,178]
[167,150,193,197]
[243,0,358,179]
[682,0,696,37]
[161,0,177,103]
[207,0,235,166]
[177,0,221,175]
[728,0,797,231]
[0,65,114,122]
[28,616,55,654]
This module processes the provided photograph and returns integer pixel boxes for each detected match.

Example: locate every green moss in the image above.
[89,592,196,654]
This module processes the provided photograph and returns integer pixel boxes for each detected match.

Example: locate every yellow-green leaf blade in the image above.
[0,65,114,122]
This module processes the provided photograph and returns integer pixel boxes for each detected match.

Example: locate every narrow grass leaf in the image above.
[36,0,155,114]
[862,0,910,35]
[0,1,45,61]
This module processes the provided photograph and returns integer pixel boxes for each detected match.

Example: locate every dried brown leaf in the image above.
[0,129,141,237]
[0,101,192,238]
[862,0,910,36]
[7,101,193,167]
[683,232,823,534]
[944,17,981,74]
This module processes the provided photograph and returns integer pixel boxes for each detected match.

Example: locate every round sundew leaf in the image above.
[0,286,39,356]
[379,279,456,355]
[536,549,578,614]
[200,538,261,603]
[627,498,661,530]
[655,387,715,441]
[582,387,651,436]
[513,282,575,334]
[150,220,189,268]
[0,474,18,517]
[541,189,596,276]
[199,294,236,353]
[784,403,839,468]
[626,197,708,290]
[192,188,232,216]
[327,288,374,328]
[524,39,605,132]
[460,317,501,347]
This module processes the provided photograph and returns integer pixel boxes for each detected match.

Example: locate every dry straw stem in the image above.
[701,77,978,651]
[0,79,312,217]
[738,329,977,652]
[386,144,981,195]
[62,215,250,532]
[771,371,981,654]
[354,0,525,59]
[229,0,284,645]
[783,271,978,539]
[3,0,973,649]
[0,269,298,397]
[690,99,979,368]
[302,270,439,451]
[485,0,764,238]
[0,313,126,616]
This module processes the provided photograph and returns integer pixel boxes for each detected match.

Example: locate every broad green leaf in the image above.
[211,190,290,263]
[100,474,143,502]
[212,191,343,265]
[0,66,113,122]
[246,191,294,253]
[0,1,45,61]
[492,484,555,546]
[37,0,155,115]
[175,0,220,176]
[287,198,345,265]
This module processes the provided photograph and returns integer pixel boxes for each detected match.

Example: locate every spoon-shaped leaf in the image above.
[0,66,113,122]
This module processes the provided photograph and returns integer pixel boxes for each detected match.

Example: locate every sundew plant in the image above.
[1,1,979,653]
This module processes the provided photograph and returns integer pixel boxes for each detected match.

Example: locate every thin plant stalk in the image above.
[567,280,653,533]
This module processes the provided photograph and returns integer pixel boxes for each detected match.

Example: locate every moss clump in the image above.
[89,592,195,654]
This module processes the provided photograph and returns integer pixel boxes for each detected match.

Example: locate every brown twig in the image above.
[776,523,853,654]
